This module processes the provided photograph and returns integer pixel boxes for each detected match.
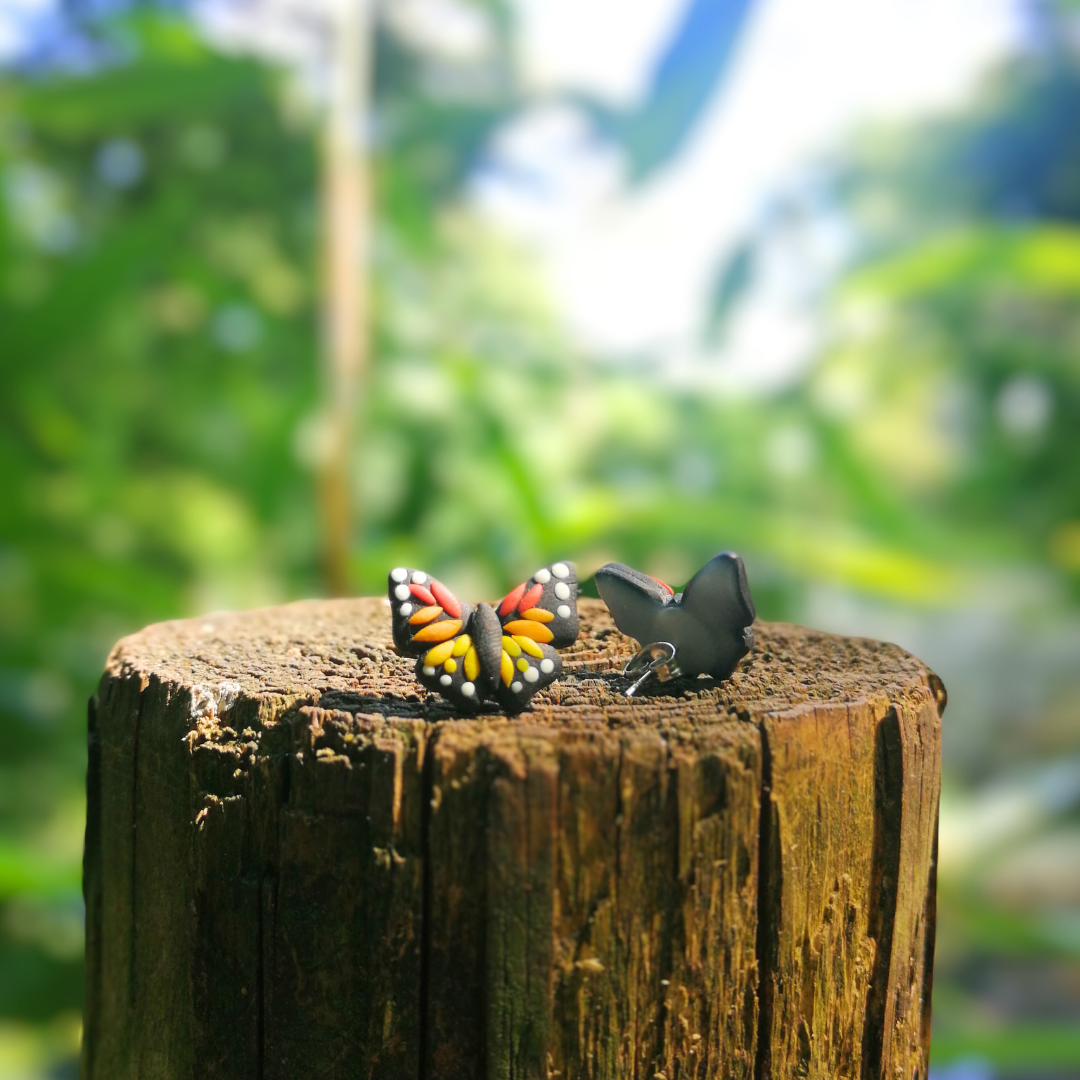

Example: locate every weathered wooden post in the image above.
[82,597,942,1079]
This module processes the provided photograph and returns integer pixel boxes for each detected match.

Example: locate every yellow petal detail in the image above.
[412,618,462,643]
[464,646,480,681]
[500,651,513,686]
[501,635,521,658]
[503,620,554,644]
[521,607,554,623]
[409,605,443,625]
[424,639,457,666]
[443,658,457,674]
[513,634,544,658]
[452,634,471,657]
[517,657,530,673]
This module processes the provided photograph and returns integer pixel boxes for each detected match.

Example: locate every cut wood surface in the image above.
[82,597,944,1080]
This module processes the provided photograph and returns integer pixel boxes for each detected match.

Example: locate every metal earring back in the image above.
[623,641,684,697]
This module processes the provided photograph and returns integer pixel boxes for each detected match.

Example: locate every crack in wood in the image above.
[419,729,436,1080]
[861,708,904,1080]
[753,723,778,1080]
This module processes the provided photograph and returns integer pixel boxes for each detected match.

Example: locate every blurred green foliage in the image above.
[0,4,1079,1077]
[1,25,318,1067]
[808,19,1080,1069]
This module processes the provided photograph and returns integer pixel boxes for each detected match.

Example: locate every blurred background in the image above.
[1,0,1078,1075]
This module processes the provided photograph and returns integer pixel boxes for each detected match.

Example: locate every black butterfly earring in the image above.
[388,562,579,715]
[594,552,755,696]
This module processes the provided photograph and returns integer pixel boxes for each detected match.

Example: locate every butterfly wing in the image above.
[412,614,494,711]
[492,633,563,716]
[388,567,474,658]
[389,569,503,709]
[594,562,673,648]
[664,552,755,681]
[489,561,579,714]
[496,561,579,648]
[596,553,754,682]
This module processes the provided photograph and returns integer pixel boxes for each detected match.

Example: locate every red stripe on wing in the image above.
[518,583,544,612]
[498,582,526,617]
[430,579,462,618]
[647,575,674,596]
[409,583,436,605]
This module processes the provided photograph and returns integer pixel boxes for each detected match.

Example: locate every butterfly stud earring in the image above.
[594,552,755,697]
[388,562,579,715]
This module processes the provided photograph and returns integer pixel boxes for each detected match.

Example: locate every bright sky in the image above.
[475,0,1022,372]
[2,0,1022,383]
[0,0,51,59]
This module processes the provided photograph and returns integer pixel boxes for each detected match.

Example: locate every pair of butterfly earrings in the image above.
[389,552,756,715]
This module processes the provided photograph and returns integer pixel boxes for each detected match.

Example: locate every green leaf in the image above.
[846,225,1080,300]
[931,1024,1080,1069]
[0,841,80,902]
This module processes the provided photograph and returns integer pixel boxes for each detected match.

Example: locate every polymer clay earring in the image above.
[594,552,755,696]
[388,562,579,715]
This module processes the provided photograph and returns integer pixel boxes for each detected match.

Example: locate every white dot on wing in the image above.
[423,665,436,676]
[412,571,427,584]
[394,584,410,600]
[534,568,551,584]
[524,667,540,683]
[557,604,571,618]
[440,674,452,686]
[391,567,408,582]
[554,582,570,600]
[511,681,523,693]
[540,658,554,674]
[461,682,475,697]
[552,562,569,578]
[399,603,413,616]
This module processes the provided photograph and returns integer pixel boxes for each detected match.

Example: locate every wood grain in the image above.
[82,597,942,1079]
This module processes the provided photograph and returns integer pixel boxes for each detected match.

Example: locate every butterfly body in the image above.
[595,552,755,683]
[388,563,579,715]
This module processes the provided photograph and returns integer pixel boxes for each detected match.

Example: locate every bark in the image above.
[82,598,942,1080]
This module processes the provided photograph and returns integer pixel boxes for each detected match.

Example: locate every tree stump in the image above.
[82,598,943,1080]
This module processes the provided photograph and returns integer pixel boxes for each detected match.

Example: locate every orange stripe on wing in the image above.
[521,608,554,623]
[411,618,463,643]
[409,605,443,625]
[502,620,554,644]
